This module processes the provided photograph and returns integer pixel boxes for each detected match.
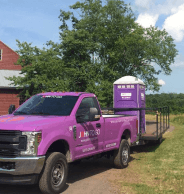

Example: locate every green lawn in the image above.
[119,115,184,194]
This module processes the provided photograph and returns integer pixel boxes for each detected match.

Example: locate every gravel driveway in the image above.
[0,157,119,194]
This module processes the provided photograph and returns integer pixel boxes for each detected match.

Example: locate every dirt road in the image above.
[0,158,120,194]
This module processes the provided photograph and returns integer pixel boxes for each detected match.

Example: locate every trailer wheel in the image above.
[113,139,130,169]
[156,135,163,145]
[39,152,68,194]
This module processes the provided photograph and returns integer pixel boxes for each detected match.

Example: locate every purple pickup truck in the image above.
[0,91,138,194]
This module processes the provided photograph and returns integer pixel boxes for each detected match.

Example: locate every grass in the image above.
[118,114,184,194]
[170,116,184,125]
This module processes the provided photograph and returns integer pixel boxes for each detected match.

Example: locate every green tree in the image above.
[59,0,178,106]
[146,93,184,114]
[6,40,70,101]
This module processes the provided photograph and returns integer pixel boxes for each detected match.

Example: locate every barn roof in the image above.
[0,40,19,56]
[0,70,24,88]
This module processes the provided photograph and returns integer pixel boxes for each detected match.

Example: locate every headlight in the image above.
[20,131,42,156]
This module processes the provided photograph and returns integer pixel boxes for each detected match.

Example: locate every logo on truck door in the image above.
[79,129,100,138]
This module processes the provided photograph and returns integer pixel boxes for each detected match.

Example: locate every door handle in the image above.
[96,123,101,128]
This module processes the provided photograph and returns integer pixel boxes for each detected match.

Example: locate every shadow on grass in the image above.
[130,138,166,154]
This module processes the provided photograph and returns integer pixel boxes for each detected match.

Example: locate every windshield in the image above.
[14,95,79,116]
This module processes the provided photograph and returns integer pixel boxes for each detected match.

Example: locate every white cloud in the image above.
[135,1,184,42]
[134,0,184,15]
[172,61,184,67]
[158,79,166,86]
[162,3,184,42]
[135,0,153,9]
[136,13,159,28]
[171,54,184,67]
[156,0,183,15]
[134,1,184,42]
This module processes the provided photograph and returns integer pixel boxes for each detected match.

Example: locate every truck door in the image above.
[74,97,104,160]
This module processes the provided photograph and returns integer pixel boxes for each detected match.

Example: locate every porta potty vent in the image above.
[113,76,146,134]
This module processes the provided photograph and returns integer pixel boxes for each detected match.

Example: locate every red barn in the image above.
[0,40,24,115]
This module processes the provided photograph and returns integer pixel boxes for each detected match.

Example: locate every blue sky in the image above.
[0,0,184,94]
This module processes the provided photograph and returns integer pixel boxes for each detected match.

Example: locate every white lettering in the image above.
[84,131,89,137]
[106,143,116,148]
[82,146,95,152]
[81,136,98,142]
[79,129,100,139]
[121,93,132,97]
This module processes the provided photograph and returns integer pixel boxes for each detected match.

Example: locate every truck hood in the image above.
[0,114,66,131]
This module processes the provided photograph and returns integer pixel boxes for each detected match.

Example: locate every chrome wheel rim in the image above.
[122,146,129,164]
[51,160,65,187]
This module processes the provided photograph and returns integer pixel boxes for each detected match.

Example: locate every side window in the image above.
[76,97,100,122]
[78,98,95,110]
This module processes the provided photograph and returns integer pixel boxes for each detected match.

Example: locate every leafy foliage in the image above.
[58,0,177,106]
[7,40,69,100]
[146,93,184,114]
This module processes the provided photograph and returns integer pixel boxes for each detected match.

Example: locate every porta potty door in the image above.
[113,84,138,116]
[113,76,146,134]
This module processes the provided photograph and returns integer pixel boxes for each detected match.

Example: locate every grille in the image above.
[0,150,19,157]
[0,130,21,136]
[0,130,26,158]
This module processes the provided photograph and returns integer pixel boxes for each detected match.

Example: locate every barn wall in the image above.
[0,41,23,115]
[0,89,22,115]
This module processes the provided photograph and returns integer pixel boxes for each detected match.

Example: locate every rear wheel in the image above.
[39,152,68,194]
[113,139,130,169]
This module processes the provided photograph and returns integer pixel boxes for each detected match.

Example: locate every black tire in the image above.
[113,139,130,169]
[155,135,163,145]
[39,152,68,194]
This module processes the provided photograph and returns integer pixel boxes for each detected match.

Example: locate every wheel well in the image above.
[121,129,131,145]
[46,140,72,162]
[46,140,69,156]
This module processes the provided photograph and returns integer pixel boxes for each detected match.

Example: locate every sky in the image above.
[0,0,184,94]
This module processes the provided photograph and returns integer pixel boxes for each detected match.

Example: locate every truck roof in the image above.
[37,91,95,97]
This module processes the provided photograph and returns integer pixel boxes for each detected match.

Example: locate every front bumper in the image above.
[0,156,45,185]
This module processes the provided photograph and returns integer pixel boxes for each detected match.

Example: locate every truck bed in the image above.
[101,107,170,142]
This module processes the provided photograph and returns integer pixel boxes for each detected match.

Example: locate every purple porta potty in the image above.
[113,76,146,134]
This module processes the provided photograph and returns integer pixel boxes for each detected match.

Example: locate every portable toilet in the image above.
[113,76,146,134]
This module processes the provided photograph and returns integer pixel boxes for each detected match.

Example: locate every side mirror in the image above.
[8,104,16,114]
[89,108,100,121]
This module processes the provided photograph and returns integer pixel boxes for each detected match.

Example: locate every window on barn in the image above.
[0,49,2,61]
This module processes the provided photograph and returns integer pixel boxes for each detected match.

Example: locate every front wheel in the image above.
[39,152,68,194]
[113,139,130,169]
